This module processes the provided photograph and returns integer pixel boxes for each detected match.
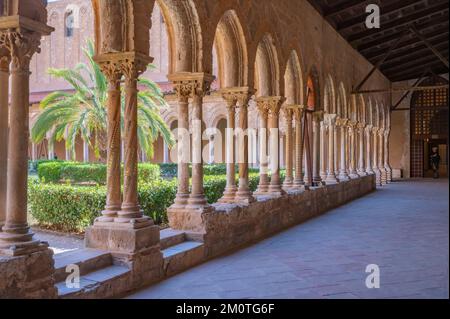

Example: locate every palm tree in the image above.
[31,40,174,161]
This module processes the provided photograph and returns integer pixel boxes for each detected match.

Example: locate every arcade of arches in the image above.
[0,0,445,299]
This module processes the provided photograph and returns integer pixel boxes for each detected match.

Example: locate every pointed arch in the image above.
[254,33,282,97]
[284,50,304,105]
[337,82,347,119]
[213,10,249,88]
[323,74,336,114]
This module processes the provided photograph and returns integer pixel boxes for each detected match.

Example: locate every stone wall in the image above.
[201,175,376,258]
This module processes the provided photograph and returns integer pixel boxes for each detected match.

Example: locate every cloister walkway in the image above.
[127,179,449,299]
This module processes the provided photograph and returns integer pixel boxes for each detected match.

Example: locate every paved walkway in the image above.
[128,179,449,299]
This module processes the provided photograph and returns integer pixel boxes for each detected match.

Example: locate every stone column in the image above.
[365,125,374,174]
[325,114,338,184]
[255,98,270,194]
[96,58,122,222]
[378,129,387,185]
[187,74,214,210]
[372,127,381,185]
[219,92,237,203]
[169,76,191,208]
[384,129,392,182]
[348,123,359,178]
[357,124,367,176]
[338,119,349,181]
[334,121,339,176]
[293,106,305,188]
[319,120,328,181]
[235,89,255,204]
[267,97,286,196]
[303,111,313,187]
[312,111,323,185]
[282,107,294,190]
[116,57,152,226]
[0,51,9,229]
[0,31,45,254]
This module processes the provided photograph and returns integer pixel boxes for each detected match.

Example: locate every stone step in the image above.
[53,248,112,283]
[162,241,205,277]
[160,228,186,250]
[56,264,130,298]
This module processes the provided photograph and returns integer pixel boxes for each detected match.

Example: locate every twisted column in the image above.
[325,114,338,184]
[96,58,122,222]
[219,93,237,203]
[0,31,43,253]
[338,119,350,181]
[235,89,255,203]
[348,122,359,178]
[357,123,367,176]
[365,125,374,174]
[282,107,294,190]
[384,129,392,182]
[0,50,9,229]
[293,107,305,188]
[116,56,152,226]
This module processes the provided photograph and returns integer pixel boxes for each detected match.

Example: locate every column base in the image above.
[338,172,350,181]
[325,175,339,185]
[235,190,256,205]
[282,179,294,191]
[349,172,360,179]
[85,220,159,254]
[357,170,367,177]
[267,184,287,197]
[172,193,190,209]
[186,194,211,210]
[167,205,214,233]
[0,226,43,257]
[0,246,57,299]
[218,186,237,204]
[254,185,269,196]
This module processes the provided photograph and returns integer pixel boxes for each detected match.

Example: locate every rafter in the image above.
[347,2,449,44]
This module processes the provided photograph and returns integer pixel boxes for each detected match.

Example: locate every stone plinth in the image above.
[167,206,215,235]
[0,247,57,299]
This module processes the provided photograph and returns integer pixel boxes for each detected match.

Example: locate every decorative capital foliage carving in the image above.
[0,30,41,72]
[168,72,215,101]
[221,87,255,110]
[256,96,286,118]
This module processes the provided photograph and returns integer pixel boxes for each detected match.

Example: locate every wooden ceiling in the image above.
[308,0,449,82]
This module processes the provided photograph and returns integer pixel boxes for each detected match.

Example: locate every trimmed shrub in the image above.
[158,163,178,178]
[37,161,160,185]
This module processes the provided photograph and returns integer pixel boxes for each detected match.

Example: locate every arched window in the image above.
[65,10,74,38]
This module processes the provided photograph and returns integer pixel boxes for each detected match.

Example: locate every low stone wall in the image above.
[201,175,376,259]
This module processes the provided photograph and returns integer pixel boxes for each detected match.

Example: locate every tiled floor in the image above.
[127,179,449,299]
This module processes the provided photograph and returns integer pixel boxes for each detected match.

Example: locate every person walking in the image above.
[430,147,441,179]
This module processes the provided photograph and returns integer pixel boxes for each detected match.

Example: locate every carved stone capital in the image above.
[0,30,41,72]
[282,106,294,121]
[313,111,324,123]
[256,96,286,117]
[0,48,10,72]
[221,87,255,110]
[324,113,337,126]
[168,72,215,101]
[94,54,125,83]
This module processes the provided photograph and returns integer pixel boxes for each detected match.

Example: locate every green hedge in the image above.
[28,173,262,233]
[38,162,160,185]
